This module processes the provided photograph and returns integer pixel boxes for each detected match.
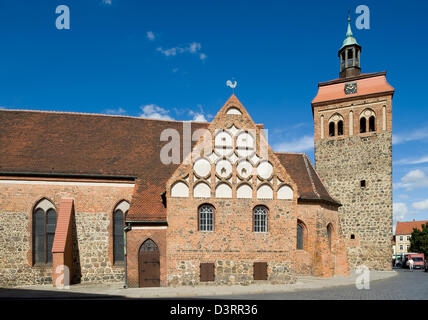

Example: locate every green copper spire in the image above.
[341,13,358,49]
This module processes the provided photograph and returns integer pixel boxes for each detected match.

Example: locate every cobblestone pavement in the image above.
[207,269,428,300]
[0,269,426,299]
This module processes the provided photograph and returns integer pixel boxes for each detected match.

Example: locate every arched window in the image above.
[327,224,333,251]
[369,116,375,132]
[297,220,306,250]
[337,120,344,136]
[33,199,57,264]
[253,206,268,233]
[113,200,130,264]
[199,204,214,231]
[329,122,335,137]
[360,117,366,133]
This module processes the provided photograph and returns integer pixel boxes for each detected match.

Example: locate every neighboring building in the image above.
[312,16,394,271]
[0,16,392,288]
[394,220,428,255]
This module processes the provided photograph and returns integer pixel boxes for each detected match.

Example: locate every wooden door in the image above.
[139,239,160,287]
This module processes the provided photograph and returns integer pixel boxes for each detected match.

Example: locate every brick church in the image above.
[0,18,394,288]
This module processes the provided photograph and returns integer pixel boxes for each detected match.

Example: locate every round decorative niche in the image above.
[236,148,255,158]
[236,132,254,149]
[193,181,211,198]
[171,181,189,198]
[257,161,273,179]
[215,159,232,178]
[257,184,273,199]
[237,183,252,199]
[215,131,233,147]
[215,183,232,198]
[237,160,253,179]
[214,147,233,157]
[360,108,375,118]
[226,107,242,115]
[193,158,211,178]
[277,184,293,200]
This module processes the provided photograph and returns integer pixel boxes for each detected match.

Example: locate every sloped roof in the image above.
[0,108,338,221]
[395,220,428,235]
[312,72,395,106]
[275,152,339,205]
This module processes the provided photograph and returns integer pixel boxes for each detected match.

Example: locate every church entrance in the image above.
[138,239,160,287]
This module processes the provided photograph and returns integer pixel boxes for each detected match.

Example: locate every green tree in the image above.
[408,222,428,257]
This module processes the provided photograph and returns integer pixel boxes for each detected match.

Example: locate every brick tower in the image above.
[311,16,395,270]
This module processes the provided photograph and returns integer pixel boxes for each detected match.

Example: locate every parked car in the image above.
[403,253,425,269]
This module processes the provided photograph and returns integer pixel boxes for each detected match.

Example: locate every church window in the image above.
[329,122,335,136]
[33,199,57,265]
[253,206,268,233]
[360,180,366,188]
[369,116,376,132]
[199,204,214,231]
[297,220,307,250]
[360,117,366,133]
[327,224,333,250]
[350,234,355,240]
[113,200,130,264]
[337,120,344,136]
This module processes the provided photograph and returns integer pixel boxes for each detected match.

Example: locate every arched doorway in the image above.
[138,239,160,287]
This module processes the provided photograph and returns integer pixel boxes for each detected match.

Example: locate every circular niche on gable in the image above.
[257,161,273,180]
[237,160,253,179]
[215,159,232,178]
[193,158,211,178]
[236,132,255,149]
[215,131,233,147]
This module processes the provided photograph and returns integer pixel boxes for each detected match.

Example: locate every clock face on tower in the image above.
[344,82,357,94]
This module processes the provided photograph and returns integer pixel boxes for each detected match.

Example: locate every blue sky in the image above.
[1,0,427,228]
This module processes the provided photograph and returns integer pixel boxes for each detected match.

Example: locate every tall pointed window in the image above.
[33,199,57,264]
[113,200,130,264]
[360,117,366,133]
[199,204,214,231]
[253,206,268,233]
[369,116,376,132]
[337,120,344,136]
[297,220,307,250]
[327,224,334,251]
[329,122,335,137]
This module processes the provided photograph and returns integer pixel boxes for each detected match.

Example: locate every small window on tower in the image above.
[369,116,376,132]
[338,120,344,136]
[360,118,366,133]
[360,180,366,188]
[348,49,353,59]
[329,122,335,137]
[350,234,355,240]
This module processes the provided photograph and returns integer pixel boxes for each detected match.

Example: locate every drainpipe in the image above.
[123,223,131,288]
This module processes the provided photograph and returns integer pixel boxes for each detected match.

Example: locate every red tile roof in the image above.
[395,220,428,235]
[312,72,394,105]
[0,108,338,221]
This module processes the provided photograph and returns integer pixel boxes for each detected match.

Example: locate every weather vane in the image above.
[226,78,237,94]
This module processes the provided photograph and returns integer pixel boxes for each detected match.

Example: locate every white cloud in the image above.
[274,135,314,153]
[102,0,112,5]
[104,107,126,115]
[398,194,409,199]
[393,202,408,221]
[139,104,173,120]
[395,155,428,165]
[394,169,428,191]
[188,105,210,122]
[393,127,428,145]
[412,199,428,210]
[146,31,155,41]
[192,113,207,122]
[156,42,206,61]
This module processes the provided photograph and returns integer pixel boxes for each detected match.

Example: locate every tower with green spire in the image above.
[338,14,361,78]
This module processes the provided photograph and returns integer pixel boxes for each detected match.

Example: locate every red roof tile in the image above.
[395,220,428,235]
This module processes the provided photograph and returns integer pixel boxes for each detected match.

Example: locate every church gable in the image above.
[167,95,298,202]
